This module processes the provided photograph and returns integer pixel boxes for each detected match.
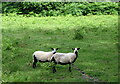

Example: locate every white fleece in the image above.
[51,53,76,63]
[33,51,55,61]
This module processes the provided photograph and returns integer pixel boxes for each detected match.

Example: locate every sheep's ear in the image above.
[56,48,59,50]
[72,48,74,50]
[77,48,80,50]
[51,48,54,50]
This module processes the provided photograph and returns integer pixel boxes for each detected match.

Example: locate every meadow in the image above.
[2,15,118,82]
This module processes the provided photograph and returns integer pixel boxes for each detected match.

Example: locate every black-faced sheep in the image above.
[32,48,59,68]
[51,48,80,73]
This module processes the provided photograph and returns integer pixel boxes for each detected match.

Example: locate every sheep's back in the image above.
[52,53,66,62]
[52,53,76,63]
[33,51,53,61]
[60,53,76,63]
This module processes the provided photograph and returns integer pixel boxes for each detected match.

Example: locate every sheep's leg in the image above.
[33,55,38,68]
[33,62,37,68]
[53,63,56,73]
[69,64,72,72]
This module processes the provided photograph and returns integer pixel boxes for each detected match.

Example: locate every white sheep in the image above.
[32,48,59,68]
[51,48,80,73]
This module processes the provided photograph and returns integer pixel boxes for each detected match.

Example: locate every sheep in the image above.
[32,48,59,68]
[51,48,80,73]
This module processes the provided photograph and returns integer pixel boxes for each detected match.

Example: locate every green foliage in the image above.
[2,15,118,82]
[2,2,118,16]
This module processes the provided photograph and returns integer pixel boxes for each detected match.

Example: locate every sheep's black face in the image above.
[72,48,80,53]
[53,51,56,54]
[51,48,59,54]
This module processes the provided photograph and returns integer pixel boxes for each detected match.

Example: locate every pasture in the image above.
[2,15,118,82]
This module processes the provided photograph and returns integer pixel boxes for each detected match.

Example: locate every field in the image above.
[2,15,118,82]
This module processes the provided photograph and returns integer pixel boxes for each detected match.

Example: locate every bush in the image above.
[2,2,118,16]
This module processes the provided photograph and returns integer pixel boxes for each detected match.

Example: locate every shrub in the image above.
[2,2,118,16]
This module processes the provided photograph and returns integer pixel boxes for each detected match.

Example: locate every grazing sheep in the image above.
[51,48,80,73]
[32,48,59,68]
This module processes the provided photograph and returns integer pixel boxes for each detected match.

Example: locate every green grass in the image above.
[2,15,118,82]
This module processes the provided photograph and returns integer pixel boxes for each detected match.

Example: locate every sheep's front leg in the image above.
[69,64,72,72]
[53,63,56,73]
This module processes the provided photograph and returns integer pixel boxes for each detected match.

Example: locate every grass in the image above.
[2,15,118,82]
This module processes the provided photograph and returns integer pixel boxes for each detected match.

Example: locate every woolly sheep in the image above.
[32,48,59,68]
[51,48,80,73]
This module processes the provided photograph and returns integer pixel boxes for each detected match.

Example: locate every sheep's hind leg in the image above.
[33,61,37,68]
[53,63,56,73]
[69,64,72,72]
[33,55,38,68]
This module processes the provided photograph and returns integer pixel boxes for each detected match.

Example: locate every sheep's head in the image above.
[72,48,80,53]
[51,48,59,54]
